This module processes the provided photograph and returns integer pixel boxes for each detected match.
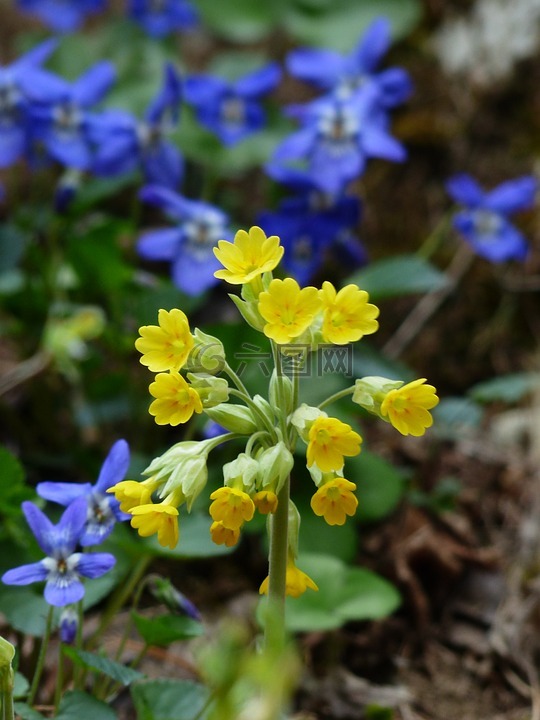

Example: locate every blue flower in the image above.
[27,60,115,171]
[1,498,115,607]
[36,439,131,546]
[59,606,78,644]
[446,174,538,262]
[270,87,405,193]
[184,62,281,146]
[16,0,106,33]
[128,0,198,38]
[137,185,233,295]
[286,17,412,107]
[92,63,183,189]
[0,38,59,169]
[258,171,364,284]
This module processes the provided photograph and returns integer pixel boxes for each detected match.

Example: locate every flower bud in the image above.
[269,370,294,416]
[289,403,327,442]
[229,294,265,332]
[252,394,276,425]
[59,607,78,644]
[287,500,301,560]
[223,453,260,494]
[0,636,14,694]
[185,328,226,375]
[186,373,229,408]
[148,576,201,620]
[257,442,294,494]
[352,376,404,416]
[205,403,258,435]
[161,455,208,511]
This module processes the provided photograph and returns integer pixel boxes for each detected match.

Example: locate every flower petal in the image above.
[2,561,48,586]
[95,439,130,493]
[75,552,116,579]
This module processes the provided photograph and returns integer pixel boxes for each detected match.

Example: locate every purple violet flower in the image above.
[36,439,131,546]
[16,0,106,33]
[184,62,281,146]
[137,185,233,296]
[1,498,116,607]
[128,0,198,38]
[446,174,538,262]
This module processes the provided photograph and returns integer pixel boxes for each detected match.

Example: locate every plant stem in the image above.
[228,389,278,441]
[264,475,290,652]
[317,386,355,411]
[27,606,54,707]
[223,361,251,397]
[54,642,64,712]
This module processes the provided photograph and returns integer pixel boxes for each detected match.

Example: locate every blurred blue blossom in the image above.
[93,63,183,189]
[287,17,412,107]
[128,0,198,38]
[28,60,115,171]
[446,174,538,262]
[184,62,281,146]
[137,185,233,295]
[16,0,106,33]
[271,87,405,194]
[59,606,78,644]
[0,38,59,168]
[1,498,116,607]
[36,439,131,546]
[259,171,364,284]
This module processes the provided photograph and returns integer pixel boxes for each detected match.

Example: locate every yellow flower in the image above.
[130,502,179,549]
[306,417,362,472]
[107,478,159,513]
[210,521,241,547]
[135,308,194,372]
[380,378,439,436]
[258,278,321,344]
[213,226,283,284]
[209,486,255,530]
[319,281,379,344]
[253,490,278,515]
[259,560,319,598]
[149,371,203,426]
[310,478,358,525]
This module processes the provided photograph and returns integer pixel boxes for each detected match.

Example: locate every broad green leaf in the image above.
[352,342,415,382]
[62,647,144,686]
[286,0,422,50]
[347,451,405,522]
[55,691,118,720]
[431,397,484,440]
[195,0,284,42]
[0,588,56,636]
[265,553,401,633]
[469,372,540,404]
[13,672,30,700]
[299,510,358,563]
[347,255,449,300]
[0,224,27,273]
[131,679,210,720]
[131,612,203,647]
[13,703,45,720]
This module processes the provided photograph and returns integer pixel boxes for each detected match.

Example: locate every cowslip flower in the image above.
[258,278,321,344]
[253,490,278,515]
[1,499,115,607]
[27,61,116,171]
[138,185,232,295]
[128,0,198,38]
[92,63,183,190]
[214,226,283,285]
[310,478,358,525]
[130,500,179,549]
[271,88,405,194]
[16,0,106,32]
[148,371,203,425]
[306,417,362,472]
[209,487,255,530]
[446,173,538,262]
[210,521,241,547]
[108,478,160,513]
[185,63,281,146]
[36,439,131,546]
[319,281,379,344]
[135,308,194,373]
[286,17,412,107]
[259,557,318,598]
[380,379,439,436]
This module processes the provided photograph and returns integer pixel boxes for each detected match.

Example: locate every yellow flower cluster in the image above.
[108,225,440,599]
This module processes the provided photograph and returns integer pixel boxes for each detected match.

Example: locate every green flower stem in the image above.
[223,361,251,397]
[264,474,290,652]
[317,386,355,411]
[54,642,64,712]
[73,600,85,690]
[27,605,54,707]
[270,343,290,440]
[245,430,273,456]
[228,389,279,441]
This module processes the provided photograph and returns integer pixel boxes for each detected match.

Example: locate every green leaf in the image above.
[347,451,405,522]
[195,0,284,42]
[431,397,484,440]
[0,224,28,273]
[131,612,204,647]
[347,255,449,300]
[469,372,540,404]
[62,647,144,686]
[0,587,55,636]
[55,691,118,720]
[299,510,358,563]
[13,703,45,720]
[13,671,29,699]
[266,553,401,633]
[286,0,422,50]
[131,679,210,720]
[352,342,415,382]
